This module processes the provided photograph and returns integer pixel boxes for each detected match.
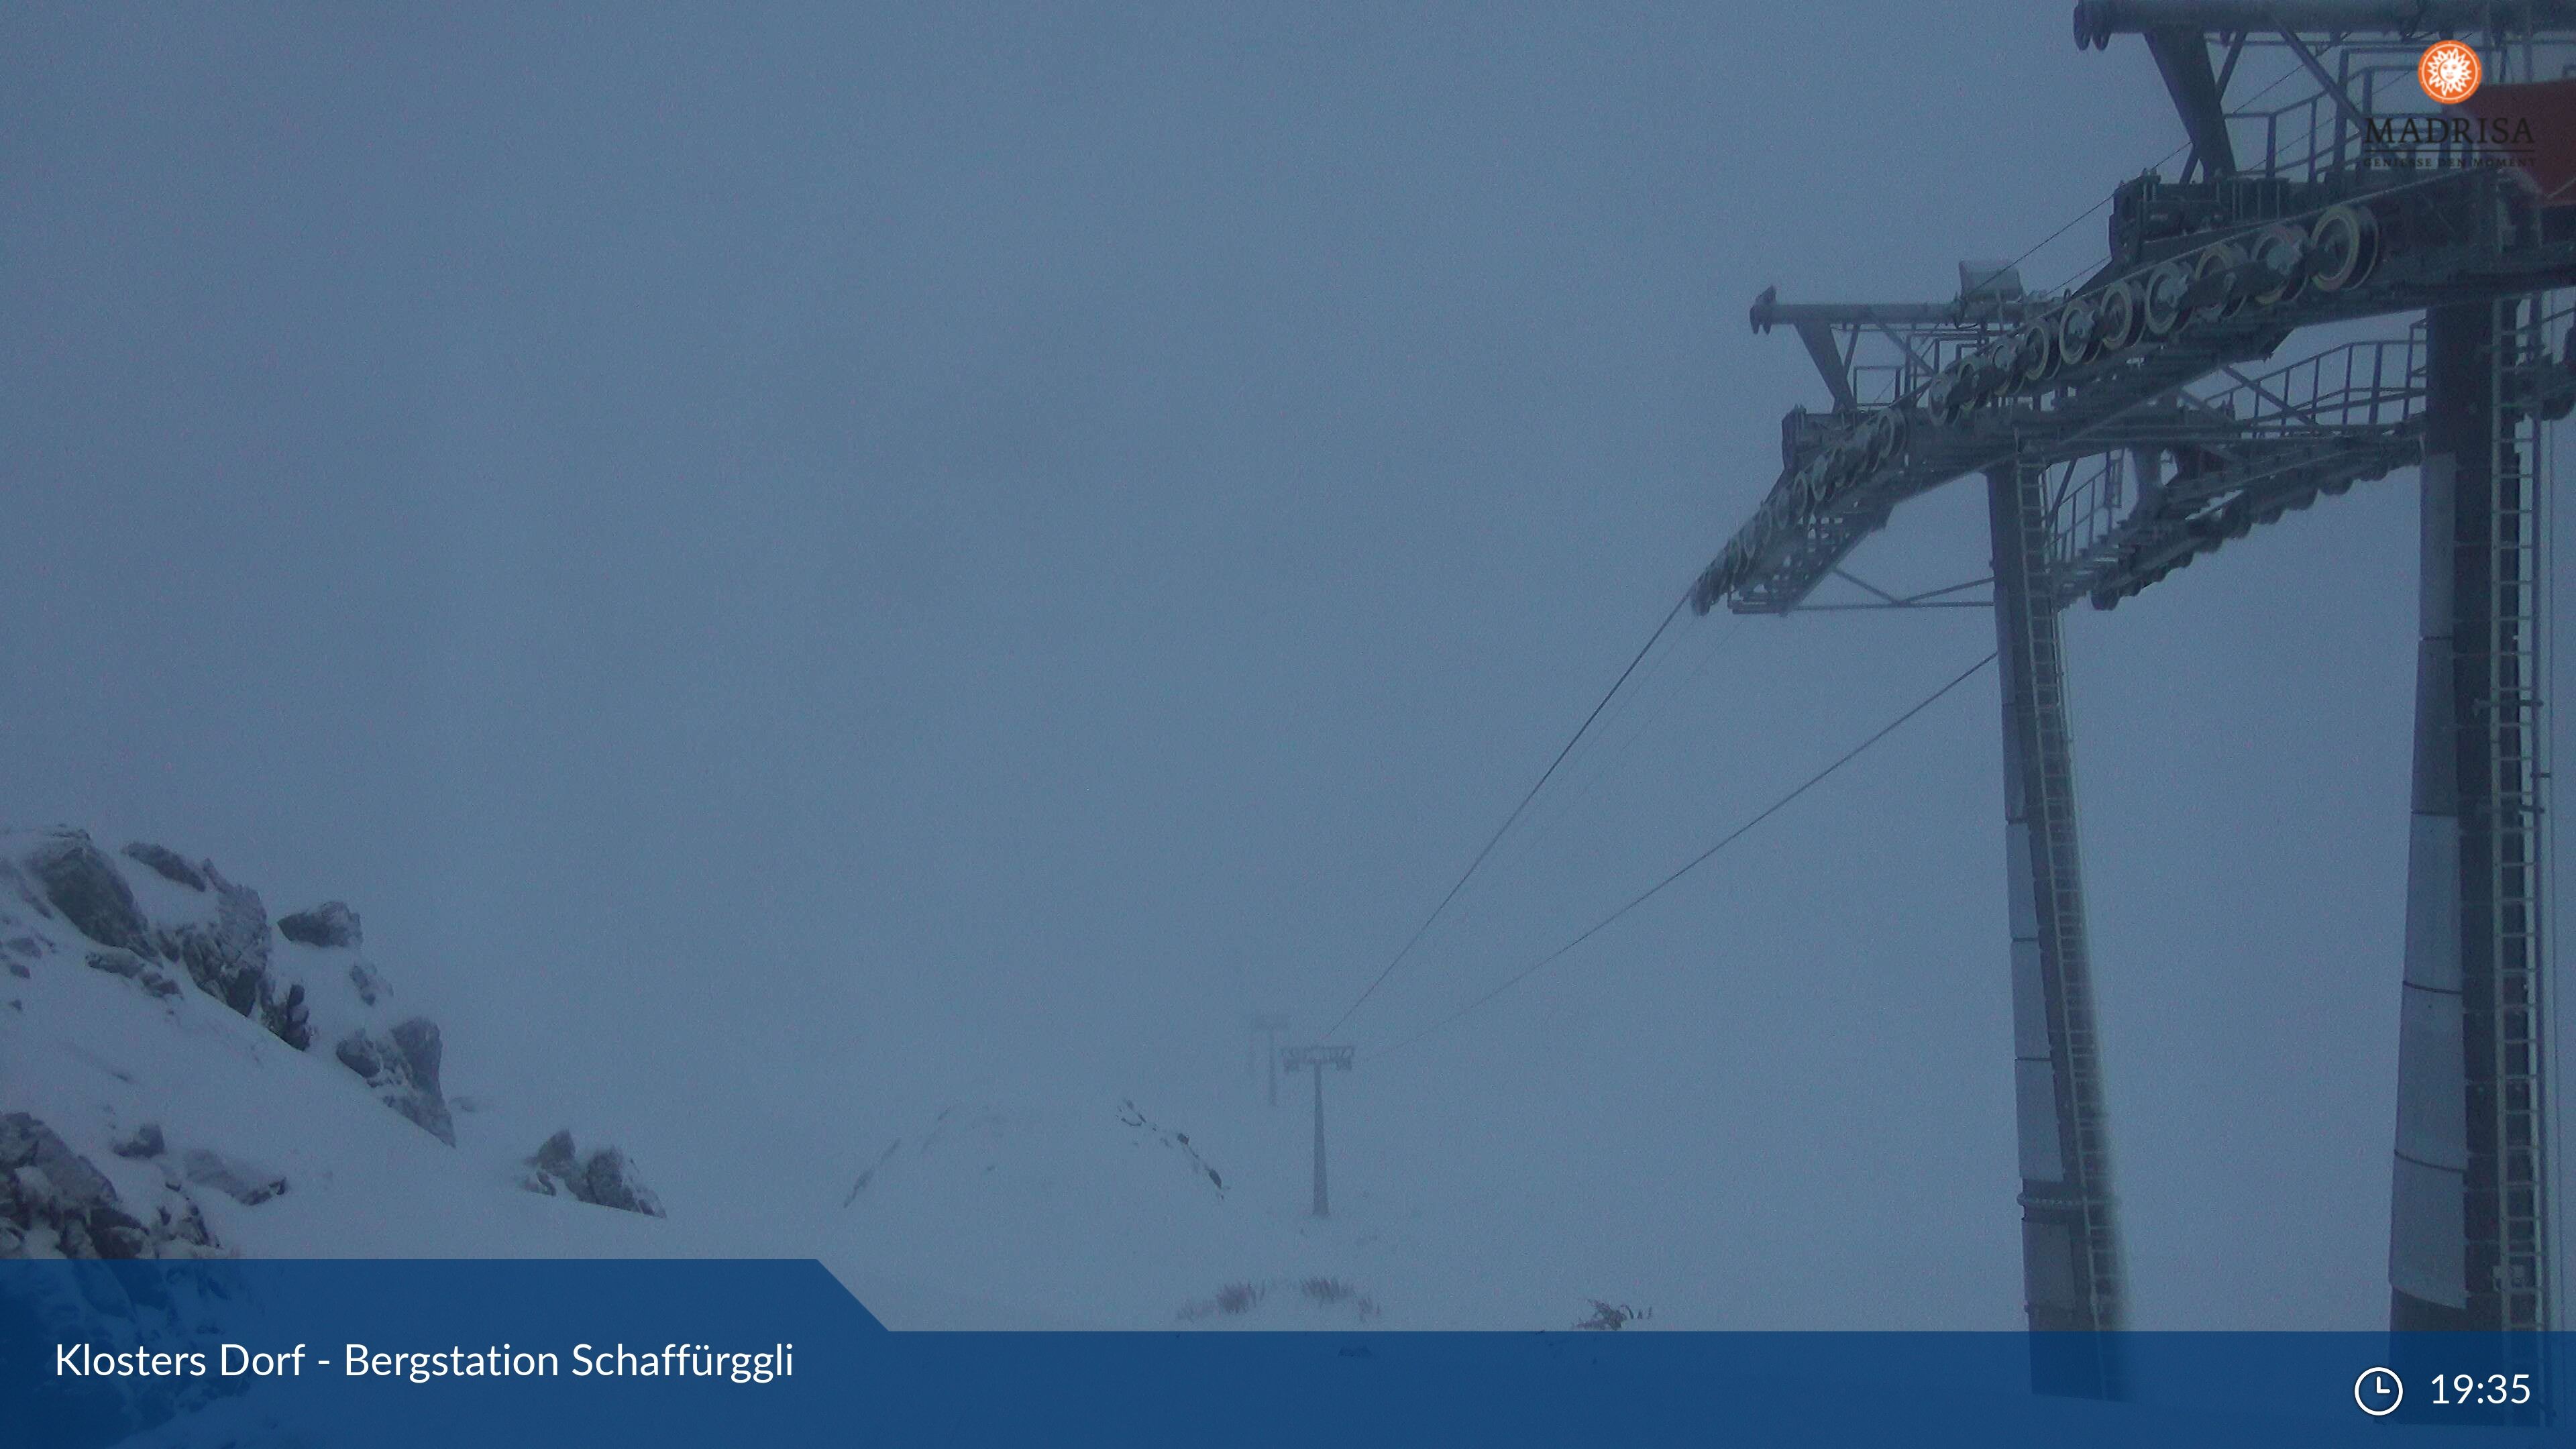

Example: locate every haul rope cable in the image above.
[1320,584,1696,1042]
[1487,613,1750,890]
[1324,63,2299,1051]
[1371,650,1998,1057]
[2004,58,2308,299]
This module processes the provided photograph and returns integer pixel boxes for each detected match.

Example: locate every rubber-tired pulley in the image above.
[2308,205,2379,293]
[2141,259,2192,338]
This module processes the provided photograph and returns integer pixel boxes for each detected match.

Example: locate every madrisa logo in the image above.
[2363,44,2536,170]
[2420,40,2482,105]
[2366,114,2536,150]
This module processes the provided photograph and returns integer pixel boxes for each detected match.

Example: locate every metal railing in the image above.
[2043,325,2429,586]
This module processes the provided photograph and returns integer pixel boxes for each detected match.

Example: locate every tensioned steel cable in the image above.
[2012,60,2310,296]
[1332,64,2309,1055]
[1372,649,1998,1057]
[1543,615,1748,835]
[1480,613,1748,891]
[1320,586,1697,1042]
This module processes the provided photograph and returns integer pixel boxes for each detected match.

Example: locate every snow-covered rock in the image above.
[521,1130,664,1217]
[3,822,1503,1336]
[0,1222,246,1440]
[180,1147,289,1208]
[80,948,181,1001]
[0,825,709,1268]
[119,842,206,892]
[0,1111,217,1260]
[3,828,462,1148]
[329,1016,453,1146]
[276,900,359,950]
[22,830,155,958]
[1114,1097,1226,1195]
[136,852,272,1018]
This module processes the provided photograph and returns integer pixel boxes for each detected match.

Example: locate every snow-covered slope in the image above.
[3,825,1615,1334]
[1,826,1063,1332]
[831,1092,1517,1328]
[0,827,675,1263]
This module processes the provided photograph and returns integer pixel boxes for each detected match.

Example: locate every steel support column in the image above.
[1309,1056,1330,1218]
[1282,1044,1351,1218]
[1990,463,2129,1385]
[2392,300,2554,1336]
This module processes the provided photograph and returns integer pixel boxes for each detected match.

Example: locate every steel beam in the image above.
[1989,463,2128,1390]
[2145,29,2239,178]
[1793,323,1859,413]
[1705,165,2576,616]
[2075,1,2576,46]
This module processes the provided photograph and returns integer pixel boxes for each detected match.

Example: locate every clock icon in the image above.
[2355,1366,2404,1417]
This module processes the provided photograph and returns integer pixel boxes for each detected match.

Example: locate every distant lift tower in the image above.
[1690,1,2576,1361]
[1281,1044,1355,1216]
[1250,1011,1291,1107]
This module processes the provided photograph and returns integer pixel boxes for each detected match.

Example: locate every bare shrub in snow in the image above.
[1177,1277,1380,1324]
[1572,1299,1652,1330]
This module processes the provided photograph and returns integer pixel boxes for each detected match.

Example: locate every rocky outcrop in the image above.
[0,1114,217,1260]
[25,830,156,958]
[154,864,272,1018]
[277,901,360,949]
[262,980,312,1052]
[15,833,280,1025]
[120,842,207,892]
[0,855,46,920]
[180,1148,287,1207]
[83,949,181,1000]
[333,1018,454,1146]
[1116,1099,1225,1195]
[521,1130,664,1217]
[9,828,462,1148]
[263,888,451,1144]
[1,1114,237,1443]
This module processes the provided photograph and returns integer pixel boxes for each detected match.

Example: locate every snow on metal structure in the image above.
[1692,1,2575,1388]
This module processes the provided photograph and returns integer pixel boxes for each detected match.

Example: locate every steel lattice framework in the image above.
[1690,1,2575,1395]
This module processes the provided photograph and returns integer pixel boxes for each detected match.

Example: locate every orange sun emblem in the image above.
[2420,40,2481,105]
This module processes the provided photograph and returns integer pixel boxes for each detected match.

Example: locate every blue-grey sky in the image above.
[4,3,2543,1328]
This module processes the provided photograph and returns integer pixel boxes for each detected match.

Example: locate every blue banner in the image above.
[4,1260,2569,1446]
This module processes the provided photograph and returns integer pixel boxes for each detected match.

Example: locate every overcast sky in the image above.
[5,3,2554,1330]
